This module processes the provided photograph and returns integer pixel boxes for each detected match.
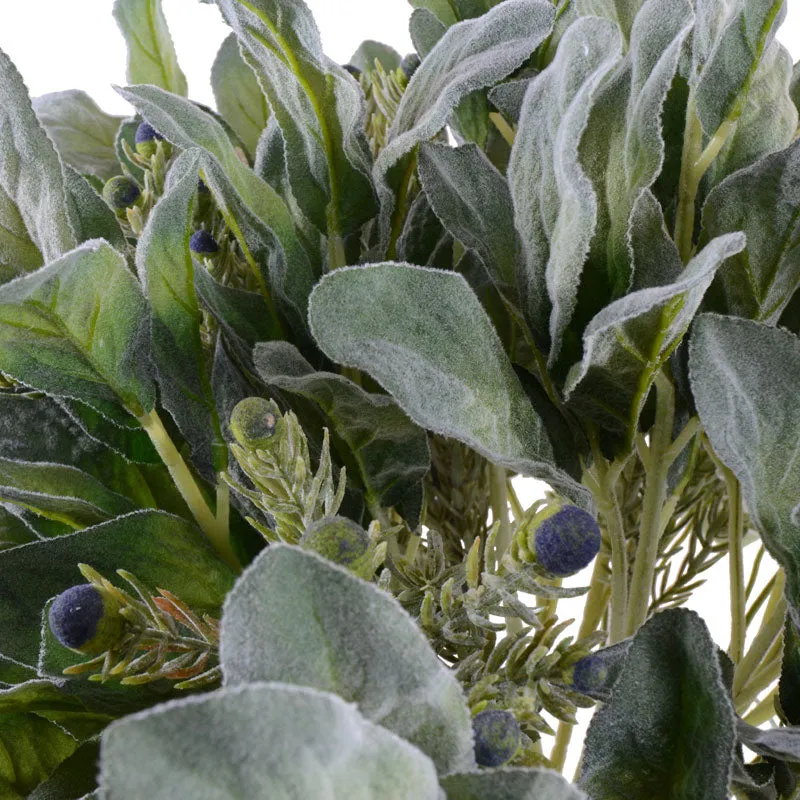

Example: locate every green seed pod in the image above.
[48,583,126,655]
[230,397,281,450]
[102,175,141,210]
[300,515,372,576]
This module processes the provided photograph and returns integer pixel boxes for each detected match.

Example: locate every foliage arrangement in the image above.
[1,0,800,795]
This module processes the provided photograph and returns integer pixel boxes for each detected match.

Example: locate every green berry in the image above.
[102,175,141,210]
[230,397,280,450]
[300,516,372,576]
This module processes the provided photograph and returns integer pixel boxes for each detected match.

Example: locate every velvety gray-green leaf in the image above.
[509,17,622,361]
[488,78,535,125]
[350,41,402,74]
[579,609,736,800]
[574,0,644,41]
[220,544,474,774]
[112,0,188,96]
[0,240,154,417]
[0,510,235,666]
[440,768,586,799]
[101,682,442,800]
[410,9,447,59]
[63,167,126,252]
[211,33,269,157]
[0,48,76,263]
[0,182,43,284]
[308,263,591,507]
[409,0,458,26]
[737,719,800,763]
[32,91,124,182]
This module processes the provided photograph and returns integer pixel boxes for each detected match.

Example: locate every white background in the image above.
[1,0,793,778]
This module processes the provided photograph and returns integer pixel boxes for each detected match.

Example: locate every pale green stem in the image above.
[550,717,573,772]
[328,232,346,272]
[725,467,746,664]
[139,409,240,572]
[490,112,516,147]
[216,479,230,530]
[743,690,778,726]
[625,373,675,636]
[736,654,782,715]
[489,464,521,634]
[506,478,525,521]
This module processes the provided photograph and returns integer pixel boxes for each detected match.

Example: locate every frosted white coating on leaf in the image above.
[509,17,622,363]
[0,49,76,265]
[220,544,475,775]
[307,262,591,506]
[0,182,42,283]
[440,767,586,799]
[575,0,644,40]
[100,682,443,799]
[410,9,447,59]
[736,718,800,762]
[112,0,188,96]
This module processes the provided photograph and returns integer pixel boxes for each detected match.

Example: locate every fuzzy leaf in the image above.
[32,91,124,183]
[509,17,622,361]
[579,609,736,800]
[563,229,745,441]
[409,0,458,26]
[0,240,154,417]
[27,740,100,800]
[440,768,586,799]
[221,544,474,774]
[211,33,269,157]
[0,510,235,667]
[0,182,43,284]
[62,167,126,252]
[575,0,644,41]
[689,315,800,619]
[215,0,377,238]
[410,8,447,59]
[112,0,188,96]
[350,40,402,74]
[308,263,591,506]
[0,48,76,264]
[737,719,800,763]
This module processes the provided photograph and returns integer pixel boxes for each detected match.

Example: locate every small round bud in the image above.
[134,121,165,157]
[102,175,141,210]
[400,53,421,80]
[230,397,280,450]
[189,230,219,254]
[342,63,362,79]
[472,709,521,767]
[48,584,125,655]
[530,505,601,577]
[571,654,609,695]
[300,516,371,574]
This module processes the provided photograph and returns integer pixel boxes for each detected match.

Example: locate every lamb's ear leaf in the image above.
[308,262,591,507]
[27,739,100,800]
[112,0,188,96]
[0,240,154,418]
[349,40,402,74]
[253,341,430,527]
[220,544,475,774]
[0,182,43,284]
[563,229,745,444]
[574,0,644,41]
[409,0,459,27]
[689,315,800,618]
[100,683,442,799]
[440,767,586,799]
[32,91,124,183]
[211,33,269,157]
[377,0,555,251]
[62,167,127,252]
[215,0,377,238]
[701,136,800,325]
[0,510,235,667]
[737,718,800,763]
[0,48,76,263]
[579,609,736,800]
[410,8,447,59]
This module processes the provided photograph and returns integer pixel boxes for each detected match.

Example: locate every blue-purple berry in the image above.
[343,63,362,79]
[48,584,105,651]
[571,654,609,695]
[472,709,521,767]
[532,505,601,577]
[102,175,141,210]
[189,230,219,254]
[134,122,164,144]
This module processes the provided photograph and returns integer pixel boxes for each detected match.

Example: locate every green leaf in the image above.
[0,48,76,263]
[350,40,402,74]
[0,510,235,667]
[0,504,38,550]
[215,0,377,239]
[253,341,430,526]
[574,0,644,41]
[689,315,800,617]
[112,0,188,96]
[579,609,736,800]
[220,544,474,774]
[32,91,124,183]
[211,33,269,157]
[63,167,127,252]
[701,136,800,325]
[27,740,100,800]
[440,768,586,799]
[509,17,622,362]
[100,682,442,799]
[418,142,519,306]
[563,227,745,441]
[0,240,154,417]
[737,718,800,763]
[376,0,555,250]
[114,118,145,183]
[308,263,591,508]
[409,0,458,26]
[0,182,43,284]
[781,619,800,725]
[410,8,447,59]
[138,150,225,478]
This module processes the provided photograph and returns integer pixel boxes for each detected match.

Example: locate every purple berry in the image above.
[102,175,141,210]
[48,584,104,651]
[533,506,601,577]
[571,654,610,694]
[400,53,420,79]
[190,230,219,254]
[472,709,521,767]
[135,122,164,144]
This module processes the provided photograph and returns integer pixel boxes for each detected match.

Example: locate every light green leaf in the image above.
[215,0,377,238]
[702,136,800,324]
[0,240,154,417]
[0,182,43,284]
[689,315,800,616]
[440,767,586,799]
[308,263,591,506]
[32,91,124,183]
[349,40,402,74]
[27,740,100,800]
[509,17,622,362]
[221,544,474,774]
[112,0,188,96]
[409,0,458,26]
[62,167,127,252]
[253,341,430,526]
[100,682,442,799]
[211,33,269,157]
[0,48,76,264]
[579,609,736,800]
[0,504,38,550]
[377,0,555,250]
[574,0,644,41]
[418,141,519,305]
[563,228,745,441]
[0,510,235,667]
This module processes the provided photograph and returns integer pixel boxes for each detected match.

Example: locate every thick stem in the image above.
[550,717,573,772]
[725,468,746,663]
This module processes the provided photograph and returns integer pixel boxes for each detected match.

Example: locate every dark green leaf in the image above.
[780,619,800,725]
[737,718,800,763]
[63,167,127,252]
[27,740,100,800]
